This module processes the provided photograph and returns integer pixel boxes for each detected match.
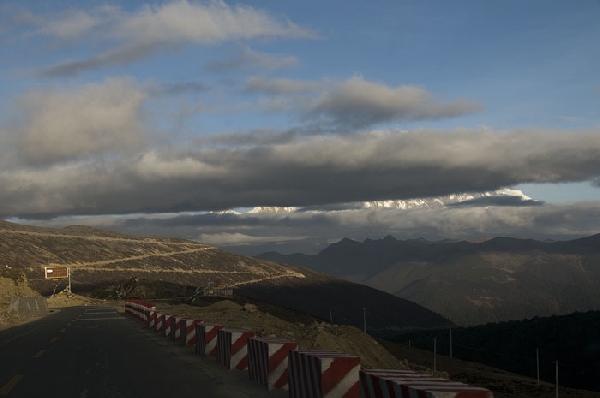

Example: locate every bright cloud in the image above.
[28,0,315,76]
[14,77,147,166]
[119,0,315,44]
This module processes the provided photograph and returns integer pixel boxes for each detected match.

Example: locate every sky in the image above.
[1,0,600,254]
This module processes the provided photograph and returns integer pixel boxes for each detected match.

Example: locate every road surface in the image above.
[0,306,286,398]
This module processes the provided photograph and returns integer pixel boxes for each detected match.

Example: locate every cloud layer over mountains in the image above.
[2,113,600,218]
[1,1,599,253]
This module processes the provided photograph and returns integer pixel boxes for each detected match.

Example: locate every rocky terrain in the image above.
[0,270,40,328]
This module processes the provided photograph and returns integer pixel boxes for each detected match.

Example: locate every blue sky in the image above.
[1,0,600,253]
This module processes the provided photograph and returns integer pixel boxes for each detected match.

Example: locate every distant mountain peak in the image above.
[247,206,298,214]
[245,189,534,214]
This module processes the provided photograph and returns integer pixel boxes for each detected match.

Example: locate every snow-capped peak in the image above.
[245,189,534,214]
[248,207,298,214]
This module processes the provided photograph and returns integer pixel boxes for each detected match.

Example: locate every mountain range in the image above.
[256,233,600,326]
[0,220,449,333]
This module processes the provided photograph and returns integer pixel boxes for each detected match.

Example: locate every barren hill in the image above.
[0,220,450,333]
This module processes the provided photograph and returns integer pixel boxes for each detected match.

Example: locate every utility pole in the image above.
[536,349,540,386]
[68,267,72,293]
[449,329,453,358]
[329,308,333,324]
[556,361,559,398]
[433,337,437,373]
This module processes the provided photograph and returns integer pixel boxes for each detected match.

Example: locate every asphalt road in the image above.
[0,306,287,398]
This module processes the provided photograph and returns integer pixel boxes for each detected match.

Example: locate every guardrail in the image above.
[124,300,494,397]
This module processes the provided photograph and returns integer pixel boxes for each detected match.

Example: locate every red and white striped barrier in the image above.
[124,299,156,322]
[247,337,298,390]
[216,328,255,370]
[360,369,494,398]
[172,316,184,341]
[180,319,202,347]
[195,322,224,357]
[163,314,177,338]
[289,350,361,398]
[148,309,156,328]
[132,302,497,398]
[155,312,164,332]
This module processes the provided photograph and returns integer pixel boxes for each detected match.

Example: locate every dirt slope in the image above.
[0,272,42,329]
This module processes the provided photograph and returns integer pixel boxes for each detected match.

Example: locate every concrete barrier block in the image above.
[247,337,297,390]
[9,297,49,319]
[360,369,494,398]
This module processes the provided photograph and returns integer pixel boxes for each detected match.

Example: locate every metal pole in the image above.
[433,337,437,373]
[329,308,333,324]
[556,361,558,398]
[68,267,72,293]
[408,339,411,348]
[363,308,366,333]
[536,349,540,386]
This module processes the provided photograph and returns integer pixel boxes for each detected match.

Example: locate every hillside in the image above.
[257,234,600,326]
[392,310,600,392]
[0,220,450,333]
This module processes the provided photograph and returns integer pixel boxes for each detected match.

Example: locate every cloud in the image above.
[119,0,315,43]
[0,5,36,40]
[308,76,483,128]
[243,75,482,129]
[38,8,106,40]
[149,81,211,96]
[206,46,298,72]
[197,232,307,246]
[1,127,600,218]
[185,201,600,254]
[14,77,147,166]
[448,196,544,207]
[37,42,165,77]
[19,201,600,255]
[195,128,298,147]
[29,0,315,76]
[244,76,324,95]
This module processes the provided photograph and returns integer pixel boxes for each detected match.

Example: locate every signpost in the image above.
[44,266,71,292]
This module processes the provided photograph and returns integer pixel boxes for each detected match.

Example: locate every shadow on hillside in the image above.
[236,279,452,337]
